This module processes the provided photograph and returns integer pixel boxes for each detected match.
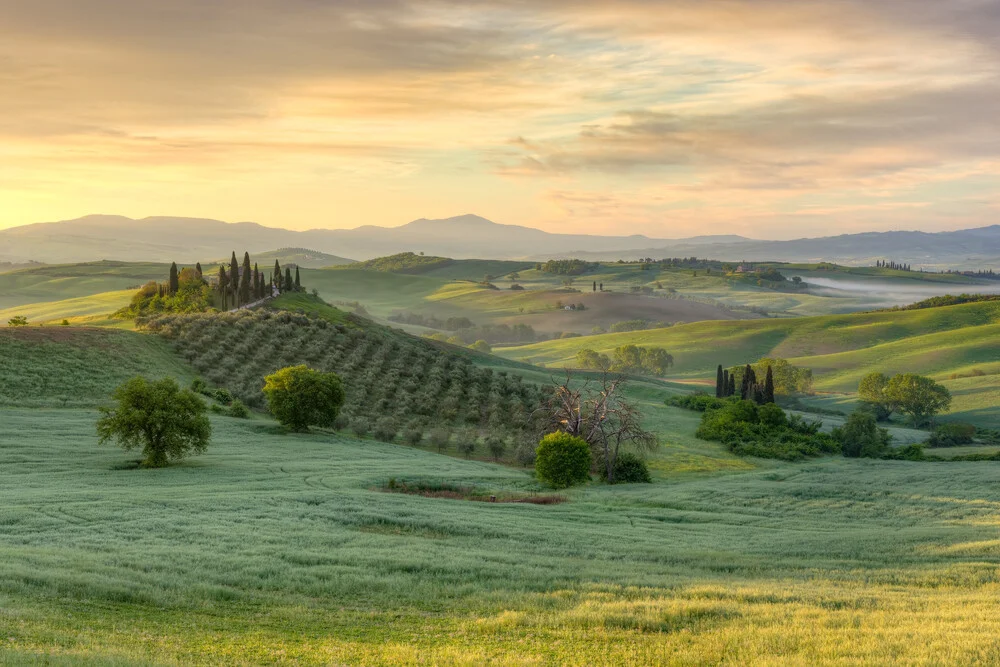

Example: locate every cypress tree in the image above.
[729,373,736,397]
[722,369,730,397]
[716,365,724,398]
[593,281,597,292]
[240,252,251,304]
[230,252,240,305]
[294,267,301,290]
[285,267,293,291]
[764,365,775,404]
[168,262,179,294]
[273,260,281,292]
[195,262,203,280]
[740,364,753,400]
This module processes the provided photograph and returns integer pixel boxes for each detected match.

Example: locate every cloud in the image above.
[1,0,999,234]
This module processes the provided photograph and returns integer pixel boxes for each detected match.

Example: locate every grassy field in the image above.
[0,290,135,325]
[5,408,1000,664]
[0,261,167,311]
[4,321,1000,663]
[0,327,194,407]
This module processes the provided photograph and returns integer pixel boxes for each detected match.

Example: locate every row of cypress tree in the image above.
[164,254,302,310]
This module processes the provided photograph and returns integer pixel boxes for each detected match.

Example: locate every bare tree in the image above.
[541,371,657,483]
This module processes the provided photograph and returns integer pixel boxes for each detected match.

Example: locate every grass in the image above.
[5,408,1000,664]
[0,290,135,325]
[4,322,1000,663]
[0,261,167,311]
[0,327,194,407]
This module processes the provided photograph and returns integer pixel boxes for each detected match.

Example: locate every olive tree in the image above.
[97,377,211,468]
[263,365,345,431]
[886,374,952,426]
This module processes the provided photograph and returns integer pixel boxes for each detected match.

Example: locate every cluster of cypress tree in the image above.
[876,260,911,271]
[715,365,737,398]
[716,364,775,404]
[214,252,303,310]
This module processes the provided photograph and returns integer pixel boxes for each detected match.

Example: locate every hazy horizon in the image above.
[2,1,999,238]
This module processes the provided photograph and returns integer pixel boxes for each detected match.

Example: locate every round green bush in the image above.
[535,432,592,489]
[604,452,651,484]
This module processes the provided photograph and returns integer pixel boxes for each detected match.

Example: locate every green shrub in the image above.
[535,432,592,489]
[697,400,837,461]
[228,399,250,419]
[668,393,727,412]
[190,378,208,395]
[262,365,345,432]
[927,423,976,447]
[602,452,651,484]
[351,416,371,438]
[403,428,424,446]
[213,388,233,405]
[833,409,892,458]
[374,417,398,442]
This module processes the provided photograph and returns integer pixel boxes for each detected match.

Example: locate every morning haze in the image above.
[2,1,1000,665]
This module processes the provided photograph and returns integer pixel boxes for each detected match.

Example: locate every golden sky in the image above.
[1,0,999,238]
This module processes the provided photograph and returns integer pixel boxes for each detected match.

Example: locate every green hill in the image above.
[497,301,1000,425]
[0,260,167,311]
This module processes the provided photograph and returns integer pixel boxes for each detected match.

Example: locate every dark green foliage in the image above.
[7,315,28,327]
[213,388,233,405]
[730,358,812,397]
[716,365,724,398]
[284,268,293,292]
[195,262,203,279]
[539,259,600,275]
[576,348,611,371]
[350,252,453,274]
[143,309,546,450]
[668,392,727,412]
[228,399,250,419]
[117,270,213,319]
[601,451,651,484]
[535,432,592,488]
[764,366,775,404]
[96,376,211,468]
[890,293,1000,311]
[190,378,208,394]
[696,400,837,461]
[168,262,179,294]
[833,409,893,458]
[886,374,952,426]
[294,267,301,289]
[927,423,976,447]
[262,365,345,432]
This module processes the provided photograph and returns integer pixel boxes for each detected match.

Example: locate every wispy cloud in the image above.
[0,0,998,236]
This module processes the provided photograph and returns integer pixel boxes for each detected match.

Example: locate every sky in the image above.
[1,0,999,238]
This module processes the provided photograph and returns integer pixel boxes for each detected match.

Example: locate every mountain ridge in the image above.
[1,214,998,268]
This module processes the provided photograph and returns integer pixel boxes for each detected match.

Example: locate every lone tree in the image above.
[7,315,28,327]
[886,373,952,426]
[263,365,345,431]
[96,377,211,468]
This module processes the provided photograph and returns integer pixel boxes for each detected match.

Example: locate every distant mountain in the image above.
[1,213,998,269]
[0,214,675,264]
[548,226,1000,269]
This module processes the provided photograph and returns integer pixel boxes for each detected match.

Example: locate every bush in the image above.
[374,417,399,442]
[535,432,592,488]
[228,399,250,419]
[333,412,351,431]
[351,416,371,438]
[668,393,727,412]
[213,388,234,405]
[927,423,976,447]
[602,452,651,484]
[403,428,424,446]
[190,378,208,395]
[833,409,892,458]
[696,400,837,461]
[96,377,211,468]
[262,365,345,432]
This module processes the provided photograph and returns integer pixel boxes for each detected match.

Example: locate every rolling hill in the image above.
[496,300,1000,425]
